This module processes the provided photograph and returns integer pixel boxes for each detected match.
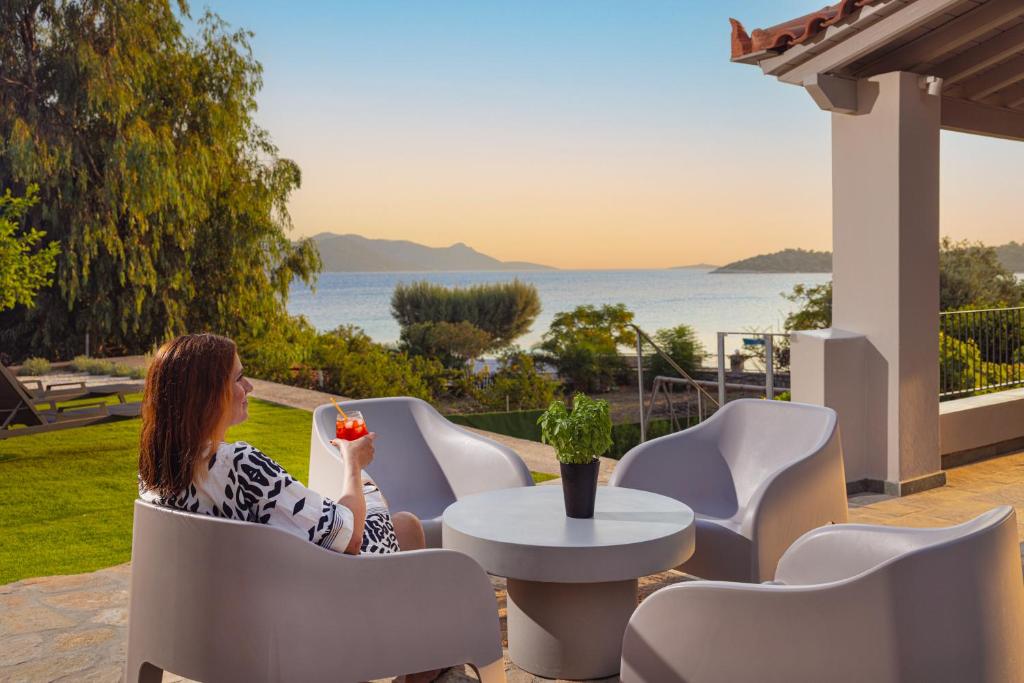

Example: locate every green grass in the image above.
[531,471,559,484]
[1,397,559,584]
[0,398,314,584]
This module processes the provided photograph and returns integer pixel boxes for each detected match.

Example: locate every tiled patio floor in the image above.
[3,450,1022,683]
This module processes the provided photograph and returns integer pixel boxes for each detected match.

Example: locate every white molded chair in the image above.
[310,397,533,547]
[621,506,1024,683]
[125,500,506,683]
[610,399,848,582]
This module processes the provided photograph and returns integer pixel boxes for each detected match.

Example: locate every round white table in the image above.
[442,485,695,680]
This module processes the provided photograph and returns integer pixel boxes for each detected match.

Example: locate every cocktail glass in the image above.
[335,410,368,441]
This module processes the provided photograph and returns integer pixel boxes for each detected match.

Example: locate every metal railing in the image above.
[940,306,1024,399]
[715,332,791,406]
[631,324,720,443]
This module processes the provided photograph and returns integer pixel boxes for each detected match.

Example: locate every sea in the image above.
[287,269,833,359]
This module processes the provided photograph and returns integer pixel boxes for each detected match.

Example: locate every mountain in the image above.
[713,249,832,273]
[311,233,555,272]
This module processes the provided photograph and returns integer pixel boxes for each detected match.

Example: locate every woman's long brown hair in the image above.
[139,333,237,498]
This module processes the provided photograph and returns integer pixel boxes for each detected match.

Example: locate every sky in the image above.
[197,1,1022,270]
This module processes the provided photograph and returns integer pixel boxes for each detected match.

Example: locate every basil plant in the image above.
[537,393,613,465]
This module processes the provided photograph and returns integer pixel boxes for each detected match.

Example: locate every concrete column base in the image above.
[506,578,637,680]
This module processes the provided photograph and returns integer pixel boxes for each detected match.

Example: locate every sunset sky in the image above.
[203,0,1022,270]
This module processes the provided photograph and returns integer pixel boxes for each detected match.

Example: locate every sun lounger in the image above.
[2,362,140,406]
[0,363,141,439]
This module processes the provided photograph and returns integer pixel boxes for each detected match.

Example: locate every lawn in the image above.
[0,397,555,584]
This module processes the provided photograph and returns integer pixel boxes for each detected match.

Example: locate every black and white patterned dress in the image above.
[140,441,400,555]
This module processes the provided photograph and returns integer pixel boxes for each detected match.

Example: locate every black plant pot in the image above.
[560,459,600,519]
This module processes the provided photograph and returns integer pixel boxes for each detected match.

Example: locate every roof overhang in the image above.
[731,0,1024,141]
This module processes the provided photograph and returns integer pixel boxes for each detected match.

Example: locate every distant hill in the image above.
[713,249,832,273]
[311,233,555,272]
[713,243,1024,274]
[996,242,1024,272]
[670,263,718,270]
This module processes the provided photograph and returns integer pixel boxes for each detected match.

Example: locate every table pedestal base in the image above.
[506,578,638,680]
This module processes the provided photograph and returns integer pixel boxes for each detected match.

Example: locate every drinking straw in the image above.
[330,397,348,420]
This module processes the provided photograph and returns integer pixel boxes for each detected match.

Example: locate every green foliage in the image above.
[17,357,51,376]
[606,418,684,459]
[400,321,493,369]
[645,324,706,381]
[536,304,636,392]
[939,332,1023,398]
[447,409,545,442]
[0,2,318,359]
[0,186,58,313]
[940,238,1024,310]
[310,327,444,402]
[471,350,559,411]
[538,393,613,465]
[234,315,321,384]
[69,356,137,377]
[391,280,540,350]
[784,282,833,331]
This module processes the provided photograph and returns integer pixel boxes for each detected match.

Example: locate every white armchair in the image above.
[309,397,533,547]
[610,399,848,582]
[620,506,1024,683]
[126,500,506,682]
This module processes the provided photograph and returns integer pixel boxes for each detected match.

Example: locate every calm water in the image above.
[288,269,832,356]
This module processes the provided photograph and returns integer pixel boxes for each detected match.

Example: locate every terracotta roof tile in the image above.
[731,0,883,60]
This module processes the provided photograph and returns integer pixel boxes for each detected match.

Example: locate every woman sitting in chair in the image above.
[138,332,425,556]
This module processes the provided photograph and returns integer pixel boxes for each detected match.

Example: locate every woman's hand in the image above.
[331,433,376,470]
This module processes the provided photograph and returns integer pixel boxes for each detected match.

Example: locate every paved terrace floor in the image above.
[2,380,1022,682]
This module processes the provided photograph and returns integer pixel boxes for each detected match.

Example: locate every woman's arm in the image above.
[332,433,376,555]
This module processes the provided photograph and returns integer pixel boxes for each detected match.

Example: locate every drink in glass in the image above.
[335,410,368,441]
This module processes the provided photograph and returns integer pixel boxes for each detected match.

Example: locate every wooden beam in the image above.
[933,22,1024,85]
[942,96,1024,140]
[962,53,1024,100]
[996,81,1024,108]
[778,0,978,86]
[858,0,1024,75]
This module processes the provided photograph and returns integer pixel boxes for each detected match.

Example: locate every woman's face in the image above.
[227,354,254,427]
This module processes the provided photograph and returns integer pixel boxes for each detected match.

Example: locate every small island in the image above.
[713,248,832,274]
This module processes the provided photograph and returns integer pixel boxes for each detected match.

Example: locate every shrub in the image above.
[235,315,320,384]
[645,324,705,381]
[17,357,51,376]
[311,326,444,401]
[70,356,117,375]
[391,280,540,349]
[471,351,559,411]
[400,321,493,369]
[536,304,635,392]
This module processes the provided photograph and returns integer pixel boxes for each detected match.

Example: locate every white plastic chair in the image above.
[309,397,533,547]
[125,500,506,682]
[620,506,1024,683]
[610,399,848,582]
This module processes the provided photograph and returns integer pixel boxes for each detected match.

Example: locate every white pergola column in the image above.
[794,71,945,495]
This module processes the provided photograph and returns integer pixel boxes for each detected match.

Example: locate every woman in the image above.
[138,332,425,556]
